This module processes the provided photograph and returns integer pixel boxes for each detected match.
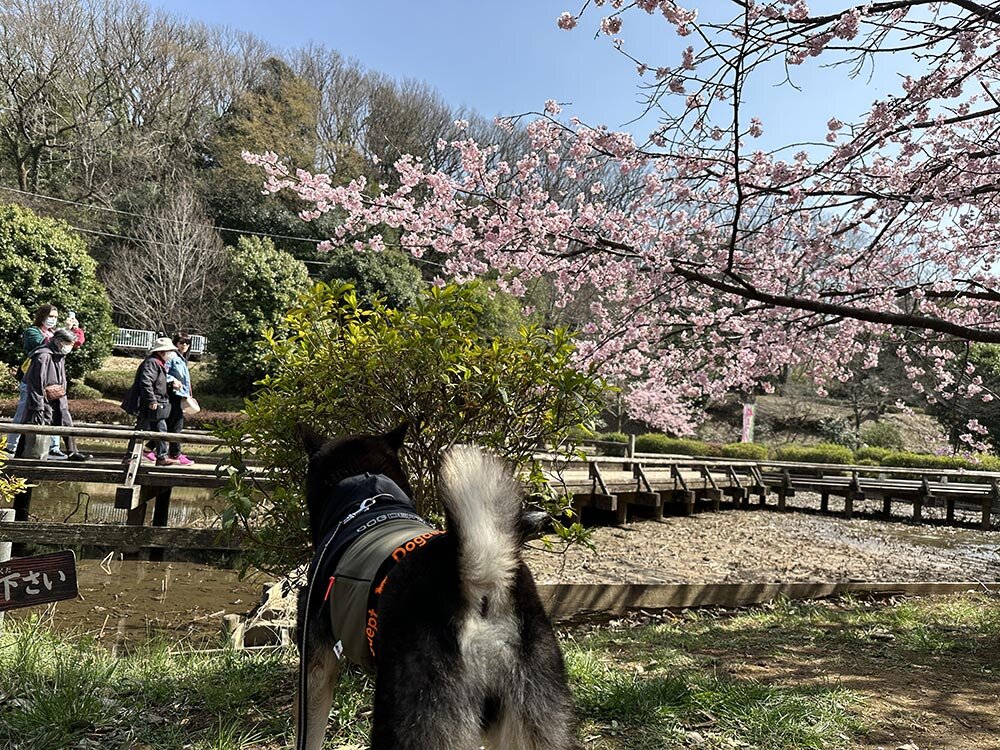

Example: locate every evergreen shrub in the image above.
[635,434,720,456]
[720,442,769,460]
[772,443,854,464]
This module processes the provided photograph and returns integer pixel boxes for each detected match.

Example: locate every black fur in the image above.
[296,423,578,750]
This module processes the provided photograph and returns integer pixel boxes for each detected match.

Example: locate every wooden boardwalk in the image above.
[2,425,997,557]
[541,451,999,529]
[1,422,263,553]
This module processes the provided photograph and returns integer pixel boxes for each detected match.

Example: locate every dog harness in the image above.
[304,473,438,672]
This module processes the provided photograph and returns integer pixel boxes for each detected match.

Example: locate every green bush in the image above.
[84,369,135,399]
[772,443,854,464]
[217,281,607,574]
[720,442,769,460]
[0,203,114,381]
[971,453,1000,472]
[596,431,628,445]
[860,421,905,450]
[594,431,628,457]
[67,382,103,400]
[565,425,596,443]
[209,237,311,395]
[817,417,861,449]
[880,451,972,470]
[855,446,892,464]
[322,245,423,309]
[195,394,245,412]
[635,433,721,456]
[0,367,18,397]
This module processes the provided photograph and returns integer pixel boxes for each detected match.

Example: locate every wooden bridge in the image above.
[1,421,259,554]
[539,451,999,530]
[1,424,997,559]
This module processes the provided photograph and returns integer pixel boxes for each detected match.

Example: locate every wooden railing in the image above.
[2,429,997,557]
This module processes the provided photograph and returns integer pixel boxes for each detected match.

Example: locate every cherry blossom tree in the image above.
[246,0,1000,447]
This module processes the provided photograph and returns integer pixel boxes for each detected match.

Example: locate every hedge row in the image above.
[594,432,1000,471]
[0,398,243,430]
[83,363,225,401]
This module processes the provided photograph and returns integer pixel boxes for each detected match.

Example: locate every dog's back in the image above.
[295,427,577,750]
[370,446,577,750]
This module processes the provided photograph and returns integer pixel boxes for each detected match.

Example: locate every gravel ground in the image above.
[524,493,1000,584]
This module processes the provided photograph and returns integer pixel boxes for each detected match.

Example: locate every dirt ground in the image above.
[524,500,999,585]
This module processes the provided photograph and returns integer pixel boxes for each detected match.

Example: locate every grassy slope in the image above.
[3,594,997,750]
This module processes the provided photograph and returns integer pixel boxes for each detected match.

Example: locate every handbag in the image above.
[181,396,201,414]
[43,383,66,401]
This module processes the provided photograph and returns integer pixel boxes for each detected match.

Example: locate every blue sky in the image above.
[151,1,913,150]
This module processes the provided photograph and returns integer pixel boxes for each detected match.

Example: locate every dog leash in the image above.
[296,492,393,750]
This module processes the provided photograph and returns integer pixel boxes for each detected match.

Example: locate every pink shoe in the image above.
[173,453,194,466]
[144,451,156,462]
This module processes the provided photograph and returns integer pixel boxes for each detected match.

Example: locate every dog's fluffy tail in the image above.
[439,445,523,613]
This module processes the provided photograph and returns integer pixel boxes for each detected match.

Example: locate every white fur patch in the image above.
[440,446,527,698]
[439,445,522,615]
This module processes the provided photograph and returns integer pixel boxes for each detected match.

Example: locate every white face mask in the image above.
[44,316,58,328]
[59,344,73,355]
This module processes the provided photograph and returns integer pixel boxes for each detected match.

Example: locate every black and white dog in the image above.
[295,422,578,750]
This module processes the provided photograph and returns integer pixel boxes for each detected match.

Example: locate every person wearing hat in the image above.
[14,328,91,461]
[124,337,179,466]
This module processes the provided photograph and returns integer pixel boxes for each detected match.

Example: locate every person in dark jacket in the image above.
[14,328,90,461]
[125,337,179,466]
[5,303,60,455]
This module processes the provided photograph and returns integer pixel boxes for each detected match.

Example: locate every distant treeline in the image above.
[0,0,539,332]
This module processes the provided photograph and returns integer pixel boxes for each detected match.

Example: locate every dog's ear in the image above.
[296,422,326,456]
[383,422,409,452]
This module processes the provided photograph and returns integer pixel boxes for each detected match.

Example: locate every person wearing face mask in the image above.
[5,304,63,456]
[14,328,90,461]
[144,332,194,466]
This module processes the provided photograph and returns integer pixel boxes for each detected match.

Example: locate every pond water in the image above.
[8,483,998,647]
[28,480,224,528]
[7,558,268,648]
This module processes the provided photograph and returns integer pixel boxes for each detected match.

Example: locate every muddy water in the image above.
[7,558,269,648]
[29,480,223,528]
[10,482,262,646]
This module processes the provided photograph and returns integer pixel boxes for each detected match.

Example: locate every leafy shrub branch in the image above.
[217,281,607,574]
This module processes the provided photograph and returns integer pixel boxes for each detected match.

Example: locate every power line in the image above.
[0,183,325,245]
[0,183,447,270]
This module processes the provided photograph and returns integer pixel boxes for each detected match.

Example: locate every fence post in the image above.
[0,507,13,627]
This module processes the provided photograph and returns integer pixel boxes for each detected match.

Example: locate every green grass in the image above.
[3,594,998,749]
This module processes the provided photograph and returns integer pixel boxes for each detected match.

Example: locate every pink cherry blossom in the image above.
[245,2,1000,447]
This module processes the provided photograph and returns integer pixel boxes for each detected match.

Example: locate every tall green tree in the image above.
[321,245,423,309]
[201,57,326,253]
[209,236,311,395]
[0,203,113,380]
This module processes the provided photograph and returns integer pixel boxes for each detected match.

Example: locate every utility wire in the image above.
[0,183,447,270]
[0,184,324,245]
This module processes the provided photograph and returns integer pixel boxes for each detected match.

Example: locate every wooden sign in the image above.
[0,549,78,612]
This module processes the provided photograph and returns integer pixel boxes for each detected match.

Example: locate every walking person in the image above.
[145,332,194,466]
[123,337,178,466]
[14,328,90,461]
[5,304,65,456]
